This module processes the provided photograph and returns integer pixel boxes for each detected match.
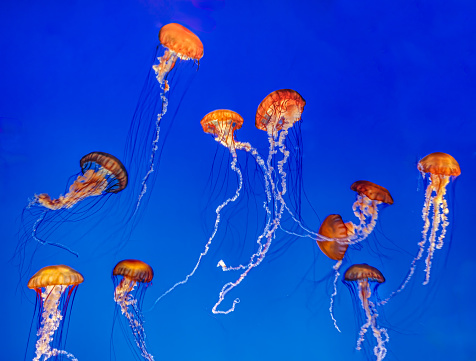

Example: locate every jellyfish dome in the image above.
[255,89,305,136]
[317,214,353,261]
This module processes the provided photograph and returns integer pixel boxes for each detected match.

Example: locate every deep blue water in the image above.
[1,1,475,360]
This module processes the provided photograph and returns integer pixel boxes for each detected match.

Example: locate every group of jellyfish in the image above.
[19,22,461,361]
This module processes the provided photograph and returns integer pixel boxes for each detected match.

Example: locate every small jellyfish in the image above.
[316,214,354,331]
[317,214,354,262]
[349,180,393,244]
[18,152,127,262]
[27,265,84,361]
[417,152,460,284]
[343,264,388,361]
[200,109,251,154]
[113,259,155,361]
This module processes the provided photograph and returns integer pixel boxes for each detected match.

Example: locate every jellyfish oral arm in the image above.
[329,260,343,332]
[35,169,109,211]
[115,278,154,361]
[423,174,451,285]
[133,81,169,216]
[350,195,381,244]
[151,152,246,308]
[356,280,388,361]
[34,285,78,361]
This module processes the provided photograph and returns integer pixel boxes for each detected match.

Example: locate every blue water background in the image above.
[1,1,475,360]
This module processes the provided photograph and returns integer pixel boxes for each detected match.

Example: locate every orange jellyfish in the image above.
[316,214,354,331]
[126,23,203,215]
[417,152,460,284]
[36,151,128,211]
[349,180,393,244]
[153,23,204,90]
[113,259,154,361]
[27,265,84,361]
[20,152,127,258]
[255,89,305,202]
[343,264,388,361]
[201,109,251,154]
[317,214,354,261]
[151,110,272,312]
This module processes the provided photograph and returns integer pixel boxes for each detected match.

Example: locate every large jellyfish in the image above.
[18,151,127,261]
[127,23,204,215]
[343,264,388,361]
[113,259,155,361]
[27,265,84,361]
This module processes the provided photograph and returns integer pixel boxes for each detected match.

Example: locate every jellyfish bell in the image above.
[255,89,305,137]
[418,152,461,178]
[344,263,386,284]
[113,259,154,284]
[343,264,388,361]
[112,259,155,361]
[351,181,394,206]
[27,265,83,361]
[80,151,128,193]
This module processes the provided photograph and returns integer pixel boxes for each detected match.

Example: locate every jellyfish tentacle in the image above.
[329,260,342,332]
[115,279,154,361]
[151,153,245,308]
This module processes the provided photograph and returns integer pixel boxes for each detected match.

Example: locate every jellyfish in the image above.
[349,180,393,244]
[256,89,305,208]
[151,110,271,312]
[380,153,461,304]
[316,214,354,331]
[112,259,155,361]
[343,264,388,361]
[153,23,204,89]
[27,265,84,361]
[417,152,460,284]
[18,151,127,265]
[127,23,204,215]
